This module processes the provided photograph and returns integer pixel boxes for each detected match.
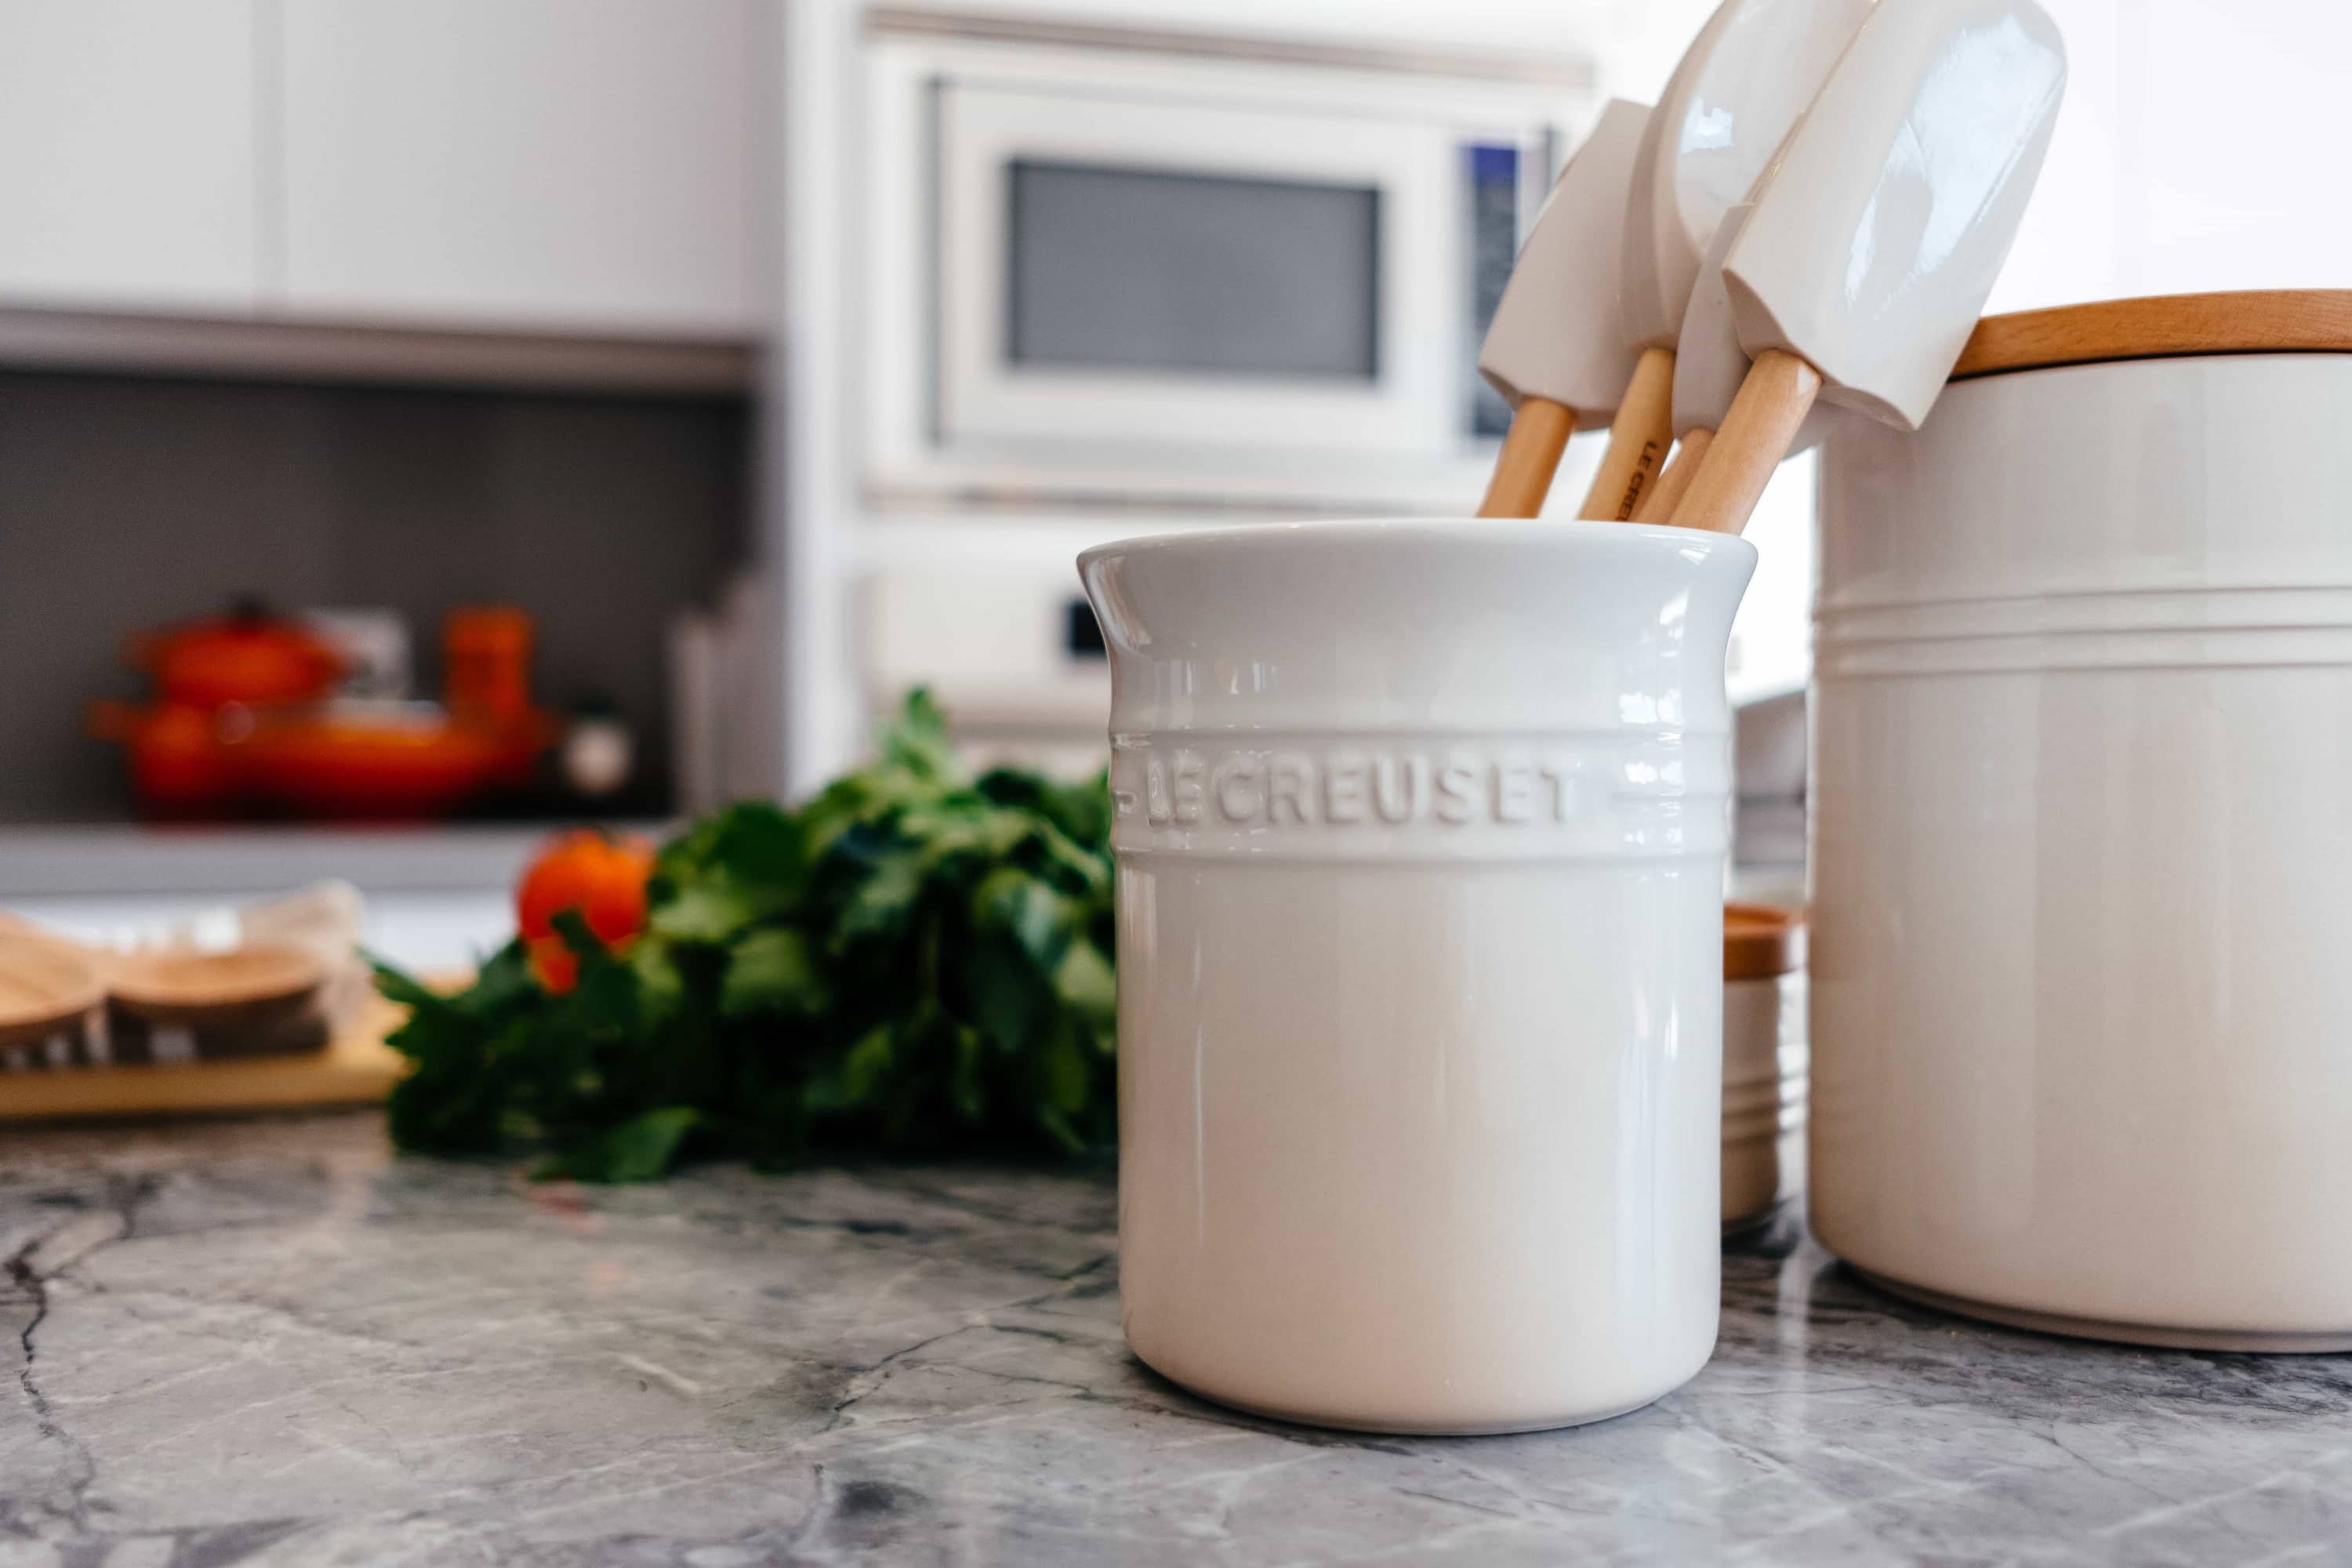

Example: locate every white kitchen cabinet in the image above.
[0,0,261,313]
[275,0,764,337]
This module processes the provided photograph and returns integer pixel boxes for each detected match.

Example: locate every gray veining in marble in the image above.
[4,1112,2351,1566]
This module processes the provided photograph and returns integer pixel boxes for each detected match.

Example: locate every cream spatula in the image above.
[1632,201,1838,523]
[1475,100,1650,517]
[1578,0,1875,522]
[1672,0,2068,536]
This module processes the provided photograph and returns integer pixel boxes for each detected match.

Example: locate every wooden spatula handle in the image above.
[1669,350,1821,535]
[1630,427,1711,523]
[1577,347,1676,520]
[1476,398,1578,518]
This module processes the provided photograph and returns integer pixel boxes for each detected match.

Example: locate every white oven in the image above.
[861,22,1589,512]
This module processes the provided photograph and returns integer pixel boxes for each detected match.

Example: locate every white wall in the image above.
[1990,0,2352,310]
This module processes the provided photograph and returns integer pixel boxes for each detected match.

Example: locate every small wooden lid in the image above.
[1952,290,2352,381]
[1725,903,1804,981]
[0,935,106,1030]
[107,944,325,1011]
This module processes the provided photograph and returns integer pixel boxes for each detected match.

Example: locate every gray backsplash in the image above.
[0,370,750,822]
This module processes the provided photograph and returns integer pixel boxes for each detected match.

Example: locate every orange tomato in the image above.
[516,829,655,993]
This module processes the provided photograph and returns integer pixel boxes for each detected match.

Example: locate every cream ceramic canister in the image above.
[1079,519,1757,1433]
[1810,291,2352,1350]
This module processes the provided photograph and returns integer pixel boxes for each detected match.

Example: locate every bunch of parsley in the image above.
[373,693,1116,1181]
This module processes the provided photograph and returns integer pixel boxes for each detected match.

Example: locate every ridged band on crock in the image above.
[1107,730,1730,862]
[1817,583,2352,677]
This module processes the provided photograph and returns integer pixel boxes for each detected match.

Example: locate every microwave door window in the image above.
[1005,161,1379,381]
[1466,143,1520,438]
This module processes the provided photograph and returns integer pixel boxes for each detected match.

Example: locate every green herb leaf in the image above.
[650,880,767,946]
[970,866,1062,964]
[837,845,926,943]
[543,1106,700,1182]
[1052,941,1117,1026]
[630,941,687,1026]
[369,958,444,1012]
[879,688,956,779]
[720,927,825,1018]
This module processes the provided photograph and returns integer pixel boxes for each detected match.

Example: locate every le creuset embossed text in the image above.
[1079,519,1757,1433]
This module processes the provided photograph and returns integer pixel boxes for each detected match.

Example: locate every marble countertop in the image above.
[5,1113,2349,1566]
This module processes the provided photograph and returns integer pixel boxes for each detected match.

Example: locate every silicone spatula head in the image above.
[1723,0,2067,431]
[1621,0,1878,354]
[1478,100,1650,418]
[1673,202,1833,453]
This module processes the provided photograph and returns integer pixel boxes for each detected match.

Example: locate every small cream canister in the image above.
[1722,903,1806,1232]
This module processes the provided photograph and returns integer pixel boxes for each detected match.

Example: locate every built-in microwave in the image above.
[860,19,1592,512]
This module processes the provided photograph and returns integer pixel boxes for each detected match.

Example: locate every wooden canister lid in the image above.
[107,944,325,1011]
[0,935,105,1032]
[1725,903,1803,981]
[1951,289,2352,380]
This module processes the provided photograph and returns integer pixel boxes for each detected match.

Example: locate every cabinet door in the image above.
[277,0,761,336]
[0,0,261,313]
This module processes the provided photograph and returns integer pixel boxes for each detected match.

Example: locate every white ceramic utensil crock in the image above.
[1079,519,1757,1432]
[1811,291,2352,1350]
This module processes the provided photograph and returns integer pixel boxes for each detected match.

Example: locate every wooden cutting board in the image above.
[0,989,412,1123]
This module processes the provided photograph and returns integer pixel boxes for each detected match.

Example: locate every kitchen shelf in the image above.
[0,822,670,899]
[0,307,757,396]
